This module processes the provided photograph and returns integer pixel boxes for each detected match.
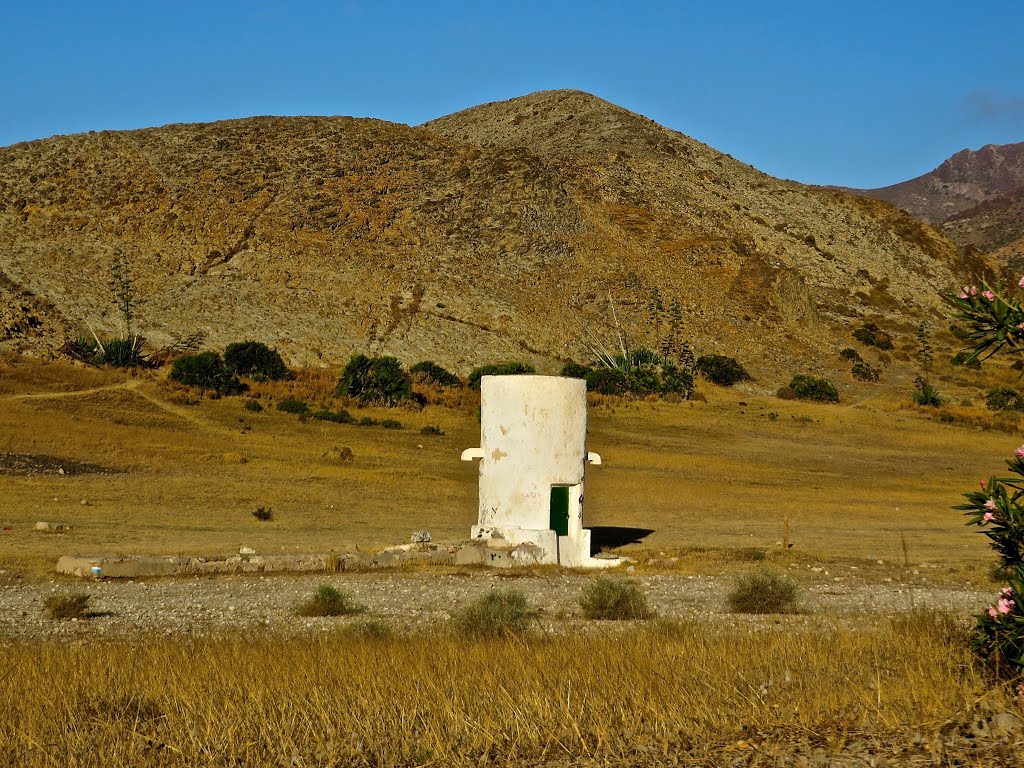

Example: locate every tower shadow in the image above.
[589,526,654,555]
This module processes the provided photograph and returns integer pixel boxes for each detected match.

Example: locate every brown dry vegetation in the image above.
[1,616,1017,767]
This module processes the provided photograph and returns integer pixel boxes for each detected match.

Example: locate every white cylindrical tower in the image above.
[462,375,602,566]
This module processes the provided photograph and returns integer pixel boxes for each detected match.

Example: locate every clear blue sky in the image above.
[2,0,1021,187]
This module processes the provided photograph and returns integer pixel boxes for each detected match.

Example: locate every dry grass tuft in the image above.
[42,592,92,620]
[294,585,364,617]
[578,576,654,620]
[728,568,801,614]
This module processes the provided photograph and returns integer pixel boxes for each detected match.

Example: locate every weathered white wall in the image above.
[463,375,609,566]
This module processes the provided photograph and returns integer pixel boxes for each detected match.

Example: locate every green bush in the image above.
[911,376,942,407]
[695,355,751,387]
[379,419,404,430]
[852,322,894,350]
[658,363,694,397]
[788,374,839,403]
[409,361,462,388]
[44,592,92,620]
[95,337,149,368]
[850,361,880,382]
[244,399,263,413]
[420,425,444,435]
[357,417,378,427]
[453,589,533,638]
[295,585,364,617]
[467,362,535,390]
[727,569,800,614]
[560,361,591,379]
[277,398,310,415]
[312,408,355,424]
[986,388,1024,412]
[224,341,290,381]
[169,351,244,394]
[336,355,414,406]
[577,577,654,620]
[838,347,863,363]
[584,368,629,395]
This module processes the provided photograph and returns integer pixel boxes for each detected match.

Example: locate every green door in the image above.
[549,486,569,536]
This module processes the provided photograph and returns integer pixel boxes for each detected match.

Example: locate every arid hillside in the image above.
[0,90,984,376]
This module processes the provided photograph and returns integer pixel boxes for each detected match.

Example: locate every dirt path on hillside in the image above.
[0,570,993,642]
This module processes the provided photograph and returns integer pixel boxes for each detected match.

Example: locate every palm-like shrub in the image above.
[336,355,413,405]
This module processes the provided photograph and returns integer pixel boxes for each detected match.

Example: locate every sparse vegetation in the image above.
[379,419,403,430]
[727,569,800,614]
[244,399,263,413]
[43,592,92,620]
[695,355,751,387]
[312,408,355,424]
[788,374,839,403]
[950,350,981,369]
[560,361,591,379]
[420,424,444,435]
[852,322,894,350]
[839,347,863,363]
[336,355,414,406]
[223,341,290,381]
[577,577,653,620]
[453,588,533,638]
[295,585,363,617]
[468,362,535,390]
[169,352,244,394]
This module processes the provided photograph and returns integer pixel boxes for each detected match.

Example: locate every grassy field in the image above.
[1,614,1014,767]
[0,354,1018,581]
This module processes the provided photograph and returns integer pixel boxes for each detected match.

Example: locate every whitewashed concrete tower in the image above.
[461,375,607,567]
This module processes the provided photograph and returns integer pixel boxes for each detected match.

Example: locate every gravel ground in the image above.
[0,569,993,641]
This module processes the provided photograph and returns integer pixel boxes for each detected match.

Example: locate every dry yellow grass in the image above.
[0,356,1017,581]
[0,616,1011,766]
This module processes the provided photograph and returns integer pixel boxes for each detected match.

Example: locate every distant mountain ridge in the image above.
[0,90,983,378]
[854,142,1024,269]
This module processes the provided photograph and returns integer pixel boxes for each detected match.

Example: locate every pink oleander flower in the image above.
[983,290,996,300]
[1002,587,1014,597]
[998,597,1015,614]
[984,511,996,522]
[990,606,999,618]
[1019,276,1024,289]
[971,286,979,296]
[985,499,997,511]
[959,290,970,299]
[1015,445,1024,458]
[981,480,987,490]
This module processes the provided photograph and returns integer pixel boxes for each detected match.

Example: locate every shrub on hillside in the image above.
[409,361,462,388]
[336,355,414,406]
[224,341,290,381]
[467,362,535,390]
[986,388,1024,412]
[950,350,982,369]
[312,408,355,424]
[169,351,244,394]
[244,399,263,413]
[911,376,942,407]
[695,355,751,387]
[838,347,863,363]
[788,374,839,403]
[453,589,533,638]
[584,368,629,395]
[727,569,800,614]
[277,398,310,415]
[578,577,654,620]
[852,322,894,350]
[850,361,880,382]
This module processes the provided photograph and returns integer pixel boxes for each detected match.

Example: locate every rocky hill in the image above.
[855,142,1024,271]
[0,90,986,377]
